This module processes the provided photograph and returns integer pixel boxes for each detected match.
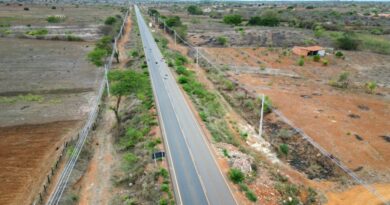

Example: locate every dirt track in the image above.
[117,14,132,68]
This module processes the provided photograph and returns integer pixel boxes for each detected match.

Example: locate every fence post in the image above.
[259,94,265,139]
[105,65,110,97]
[174,30,176,47]
[196,47,199,67]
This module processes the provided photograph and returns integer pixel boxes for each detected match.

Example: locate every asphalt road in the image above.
[135,5,237,205]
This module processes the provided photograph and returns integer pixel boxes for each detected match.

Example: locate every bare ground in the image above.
[77,102,118,205]
[0,120,82,205]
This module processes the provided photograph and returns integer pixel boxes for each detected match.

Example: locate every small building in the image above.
[292,46,325,57]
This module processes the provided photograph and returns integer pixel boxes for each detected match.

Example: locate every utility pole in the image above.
[258,94,265,139]
[196,47,199,67]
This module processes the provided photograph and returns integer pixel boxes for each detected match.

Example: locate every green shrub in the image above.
[176,66,189,75]
[174,54,188,66]
[337,32,360,50]
[123,153,138,165]
[313,54,320,62]
[239,183,249,192]
[223,14,242,25]
[217,36,227,46]
[199,111,208,122]
[365,81,377,93]
[279,144,289,156]
[222,148,230,158]
[314,25,324,38]
[329,71,350,88]
[104,16,117,25]
[249,10,280,27]
[223,80,235,90]
[46,15,63,23]
[245,189,257,202]
[178,76,189,84]
[335,51,344,58]
[228,168,245,184]
[66,35,82,41]
[130,50,139,57]
[298,57,304,66]
[159,198,169,205]
[159,168,169,179]
[160,184,169,193]
[322,59,328,66]
[87,48,107,67]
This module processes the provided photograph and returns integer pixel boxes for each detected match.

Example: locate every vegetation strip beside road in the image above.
[147,12,324,204]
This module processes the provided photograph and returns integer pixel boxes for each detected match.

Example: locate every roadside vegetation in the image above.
[87,15,123,67]
[108,11,175,205]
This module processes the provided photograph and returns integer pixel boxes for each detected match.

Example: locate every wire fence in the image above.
[149,12,388,205]
[31,9,130,205]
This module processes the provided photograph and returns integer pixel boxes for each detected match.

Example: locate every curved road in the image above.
[135,5,237,205]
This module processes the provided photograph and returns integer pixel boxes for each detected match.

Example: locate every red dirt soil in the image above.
[0,121,80,205]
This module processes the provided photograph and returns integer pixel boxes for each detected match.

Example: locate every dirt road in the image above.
[117,14,132,68]
[77,103,117,205]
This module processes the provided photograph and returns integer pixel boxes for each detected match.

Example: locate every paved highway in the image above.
[135,5,237,205]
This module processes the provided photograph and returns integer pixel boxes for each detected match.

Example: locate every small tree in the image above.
[165,16,182,27]
[108,70,149,124]
[228,168,245,184]
[223,14,242,25]
[322,59,329,66]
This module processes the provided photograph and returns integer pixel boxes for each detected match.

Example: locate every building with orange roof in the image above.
[292,46,325,57]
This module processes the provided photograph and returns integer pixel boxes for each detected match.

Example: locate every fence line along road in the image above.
[44,9,129,205]
[147,11,388,205]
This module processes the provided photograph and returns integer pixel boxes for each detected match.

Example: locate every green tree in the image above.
[223,14,242,25]
[187,5,203,15]
[248,16,262,25]
[104,16,117,25]
[108,70,149,124]
[166,16,182,27]
[148,8,160,16]
[87,48,107,67]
